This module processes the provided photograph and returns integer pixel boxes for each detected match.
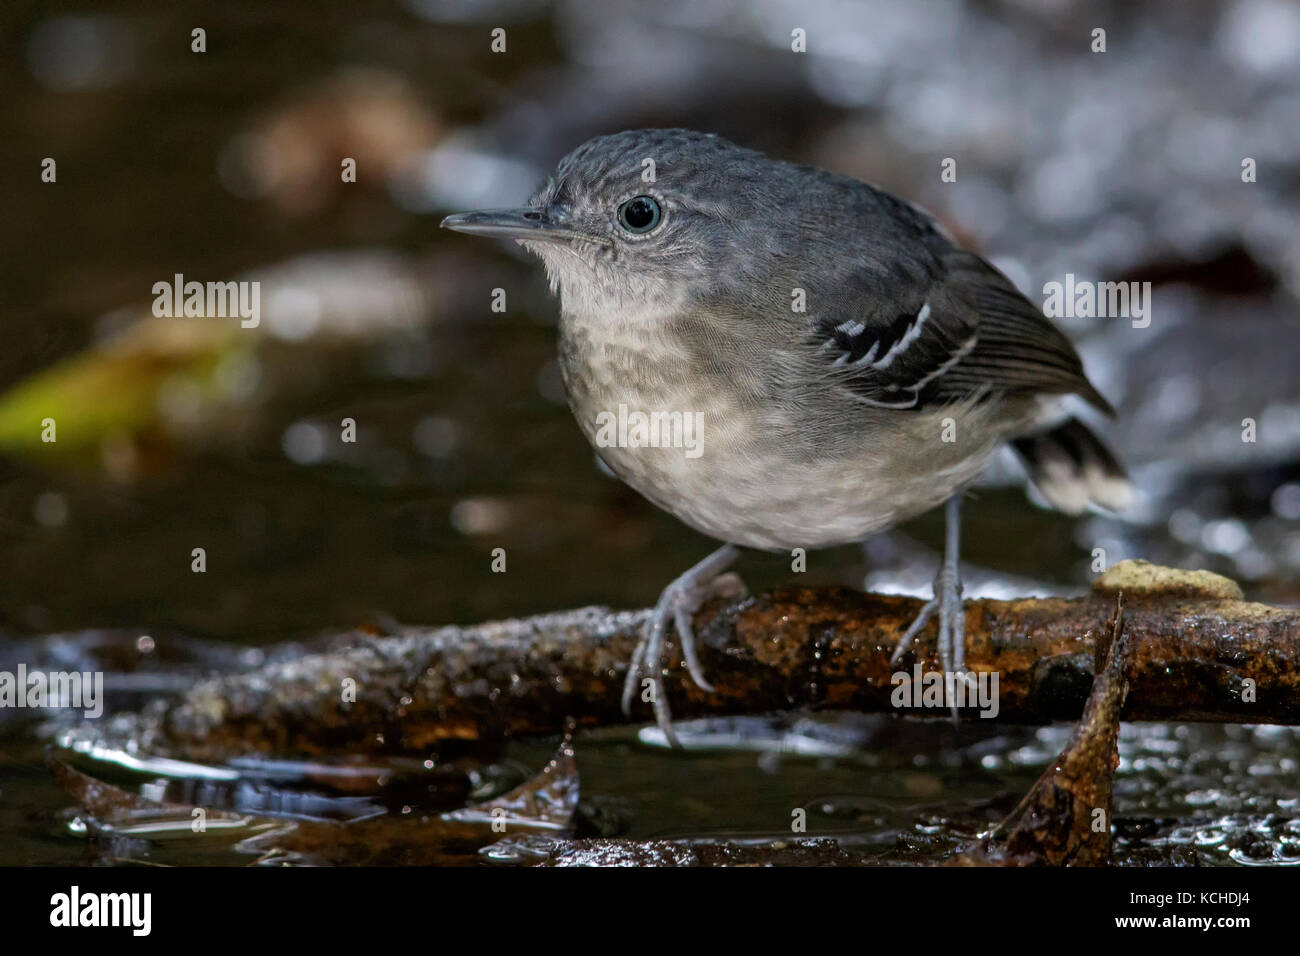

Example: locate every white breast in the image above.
[546,249,1017,551]
[561,327,1011,551]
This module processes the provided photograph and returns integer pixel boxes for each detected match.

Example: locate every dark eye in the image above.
[617,195,662,234]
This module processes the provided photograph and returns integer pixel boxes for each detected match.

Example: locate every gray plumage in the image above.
[443,128,1129,736]
[513,129,1123,547]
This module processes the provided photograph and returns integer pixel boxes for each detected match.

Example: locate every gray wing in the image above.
[816,261,978,410]
[813,232,1113,415]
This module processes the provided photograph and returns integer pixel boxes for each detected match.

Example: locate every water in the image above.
[2,0,1298,865]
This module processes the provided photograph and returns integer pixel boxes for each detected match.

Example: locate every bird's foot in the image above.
[621,566,745,746]
[890,564,967,717]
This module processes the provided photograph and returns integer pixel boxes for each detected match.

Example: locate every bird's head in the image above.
[442,129,785,318]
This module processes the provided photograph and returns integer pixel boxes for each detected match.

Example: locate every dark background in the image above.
[1,0,1298,866]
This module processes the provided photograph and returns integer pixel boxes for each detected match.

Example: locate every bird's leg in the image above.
[890,494,967,717]
[622,544,742,744]
[938,492,966,674]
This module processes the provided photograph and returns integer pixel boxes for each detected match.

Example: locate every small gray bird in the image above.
[443,129,1128,740]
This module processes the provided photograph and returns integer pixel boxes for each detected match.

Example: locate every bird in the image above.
[442,128,1129,743]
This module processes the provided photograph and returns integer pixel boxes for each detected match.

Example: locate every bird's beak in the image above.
[440,207,583,243]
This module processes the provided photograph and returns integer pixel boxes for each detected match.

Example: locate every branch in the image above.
[65,561,1300,761]
[963,595,1134,865]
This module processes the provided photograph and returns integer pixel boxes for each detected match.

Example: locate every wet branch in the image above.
[73,561,1300,760]
[961,596,1135,865]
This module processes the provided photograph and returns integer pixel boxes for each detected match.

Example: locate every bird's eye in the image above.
[617,195,662,234]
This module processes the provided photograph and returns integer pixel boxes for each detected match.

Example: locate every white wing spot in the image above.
[910,333,977,389]
[871,300,931,371]
[851,341,881,366]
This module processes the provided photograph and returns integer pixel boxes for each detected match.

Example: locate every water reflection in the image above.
[3,0,1298,865]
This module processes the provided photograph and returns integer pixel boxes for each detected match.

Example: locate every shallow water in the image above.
[9,715,1299,866]
[2,0,1299,865]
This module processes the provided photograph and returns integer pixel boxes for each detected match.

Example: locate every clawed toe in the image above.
[892,572,965,670]
[890,566,967,720]
[890,596,938,665]
[621,546,743,743]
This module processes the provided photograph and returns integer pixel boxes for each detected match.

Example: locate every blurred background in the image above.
[2,0,1299,866]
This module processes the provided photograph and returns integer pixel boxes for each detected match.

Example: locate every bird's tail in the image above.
[1011,418,1131,515]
